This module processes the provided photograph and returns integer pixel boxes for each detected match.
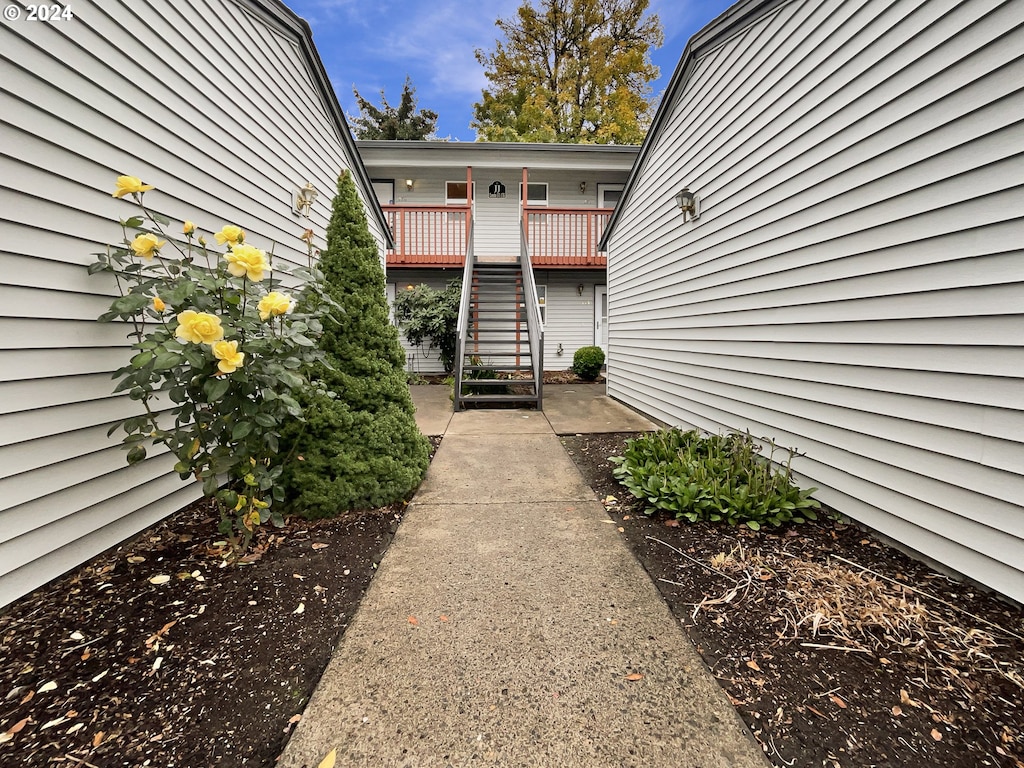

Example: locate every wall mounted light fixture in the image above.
[293,182,318,217]
[405,179,414,191]
[674,187,700,222]
[576,283,584,296]
[579,181,587,194]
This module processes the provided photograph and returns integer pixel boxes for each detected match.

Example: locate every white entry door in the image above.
[595,285,608,356]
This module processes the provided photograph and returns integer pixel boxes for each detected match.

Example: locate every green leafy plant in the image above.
[572,345,605,380]
[392,279,462,373]
[610,428,820,530]
[90,176,333,548]
[462,354,507,395]
[277,172,430,518]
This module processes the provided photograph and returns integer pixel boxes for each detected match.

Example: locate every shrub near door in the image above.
[572,345,605,381]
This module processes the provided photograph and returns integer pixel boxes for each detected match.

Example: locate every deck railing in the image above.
[523,206,611,266]
[383,204,610,267]
[383,204,471,266]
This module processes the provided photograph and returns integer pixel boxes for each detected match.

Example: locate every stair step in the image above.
[463,364,533,371]
[458,393,540,403]
[461,377,535,386]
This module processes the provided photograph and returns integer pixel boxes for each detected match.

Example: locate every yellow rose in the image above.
[257,291,293,320]
[153,296,166,312]
[214,224,245,246]
[131,232,166,260]
[182,220,196,235]
[175,310,224,345]
[212,339,245,374]
[112,175,155,198]
[224,243,268,281]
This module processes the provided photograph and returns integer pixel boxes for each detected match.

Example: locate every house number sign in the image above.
[488,181,506,198]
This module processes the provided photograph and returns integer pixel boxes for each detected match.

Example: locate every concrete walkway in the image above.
[279,387,769,767]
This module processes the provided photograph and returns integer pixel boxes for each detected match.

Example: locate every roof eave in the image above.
[598,0,790,252]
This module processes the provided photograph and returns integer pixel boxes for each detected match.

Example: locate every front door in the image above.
[595,285,608,357]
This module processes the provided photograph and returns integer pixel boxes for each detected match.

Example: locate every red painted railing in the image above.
[384,205,471,266]
[383,204,610,267]
[524,207,611,267]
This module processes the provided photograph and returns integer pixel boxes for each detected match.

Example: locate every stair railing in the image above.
[453,219,475,412]
[519,220,545,410]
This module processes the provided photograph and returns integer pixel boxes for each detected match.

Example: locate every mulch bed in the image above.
[561,432,1024,768]
[3,429,1021,767]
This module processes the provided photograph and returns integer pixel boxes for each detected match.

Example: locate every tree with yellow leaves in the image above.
[472,0,663,144]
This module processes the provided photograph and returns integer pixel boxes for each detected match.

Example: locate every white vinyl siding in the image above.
[536,271,605,371]
[0,0,380,607]
[605,0,1024,601]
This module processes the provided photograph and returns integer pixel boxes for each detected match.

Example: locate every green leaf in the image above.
[122,216,144,228]
[204,377,230,402]
[232,421,254,440]
[126,445,147,464]
[254,412,276,428]
[153,351,181,370]
[745,520,761,531]
[202,473,219,496]
[130,351,154,368]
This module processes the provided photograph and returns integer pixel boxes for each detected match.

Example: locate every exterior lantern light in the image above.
[293,182,318,217]
[405,178,415,191]
[674,187,700,221]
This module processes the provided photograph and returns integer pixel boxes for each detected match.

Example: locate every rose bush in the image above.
[89,176,335,548]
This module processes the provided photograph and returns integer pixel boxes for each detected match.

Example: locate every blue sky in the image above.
[279,0,736,141]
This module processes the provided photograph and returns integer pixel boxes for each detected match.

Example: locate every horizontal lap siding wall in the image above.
[606,0,1024,601]
[535,270,604,370]
[0,0,375,607]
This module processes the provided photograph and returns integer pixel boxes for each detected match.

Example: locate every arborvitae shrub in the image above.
[572,345,605,381]
[280,171,430,517]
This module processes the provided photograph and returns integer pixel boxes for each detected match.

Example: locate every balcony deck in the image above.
[383,204,609,268]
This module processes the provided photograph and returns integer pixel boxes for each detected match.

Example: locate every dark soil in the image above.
[4,429,1022,768]
[561,432,1024,768]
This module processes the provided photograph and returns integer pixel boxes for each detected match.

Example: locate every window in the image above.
[446,181,474,205]
[519,182,549,207]
[597,183,623,209]
[372,179,395,205]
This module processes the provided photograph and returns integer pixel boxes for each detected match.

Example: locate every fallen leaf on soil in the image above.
[746,660,762,672]
[407,616,418,626]
[70,631,84,641]
[311,543,329,550]
[617,527,625,532]
[318,747,337,768]
[625,673,643,681]
[931,729,943,741]
[19,690,33,704]
[900,689,923,708]
[148,575,170,585]
[127,555,146,564]
[807,706,828,718]
[37,681,57,693]
[892,706,903,716]
[3,717,29,739]
[93,731,104,747]
[40,716,67,730]
[830,695,848,709]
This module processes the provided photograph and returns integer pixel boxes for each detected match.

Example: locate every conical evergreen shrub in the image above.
[280,171,430,516]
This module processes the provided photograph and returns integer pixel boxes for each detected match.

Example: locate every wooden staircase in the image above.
[454,262,542,409]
